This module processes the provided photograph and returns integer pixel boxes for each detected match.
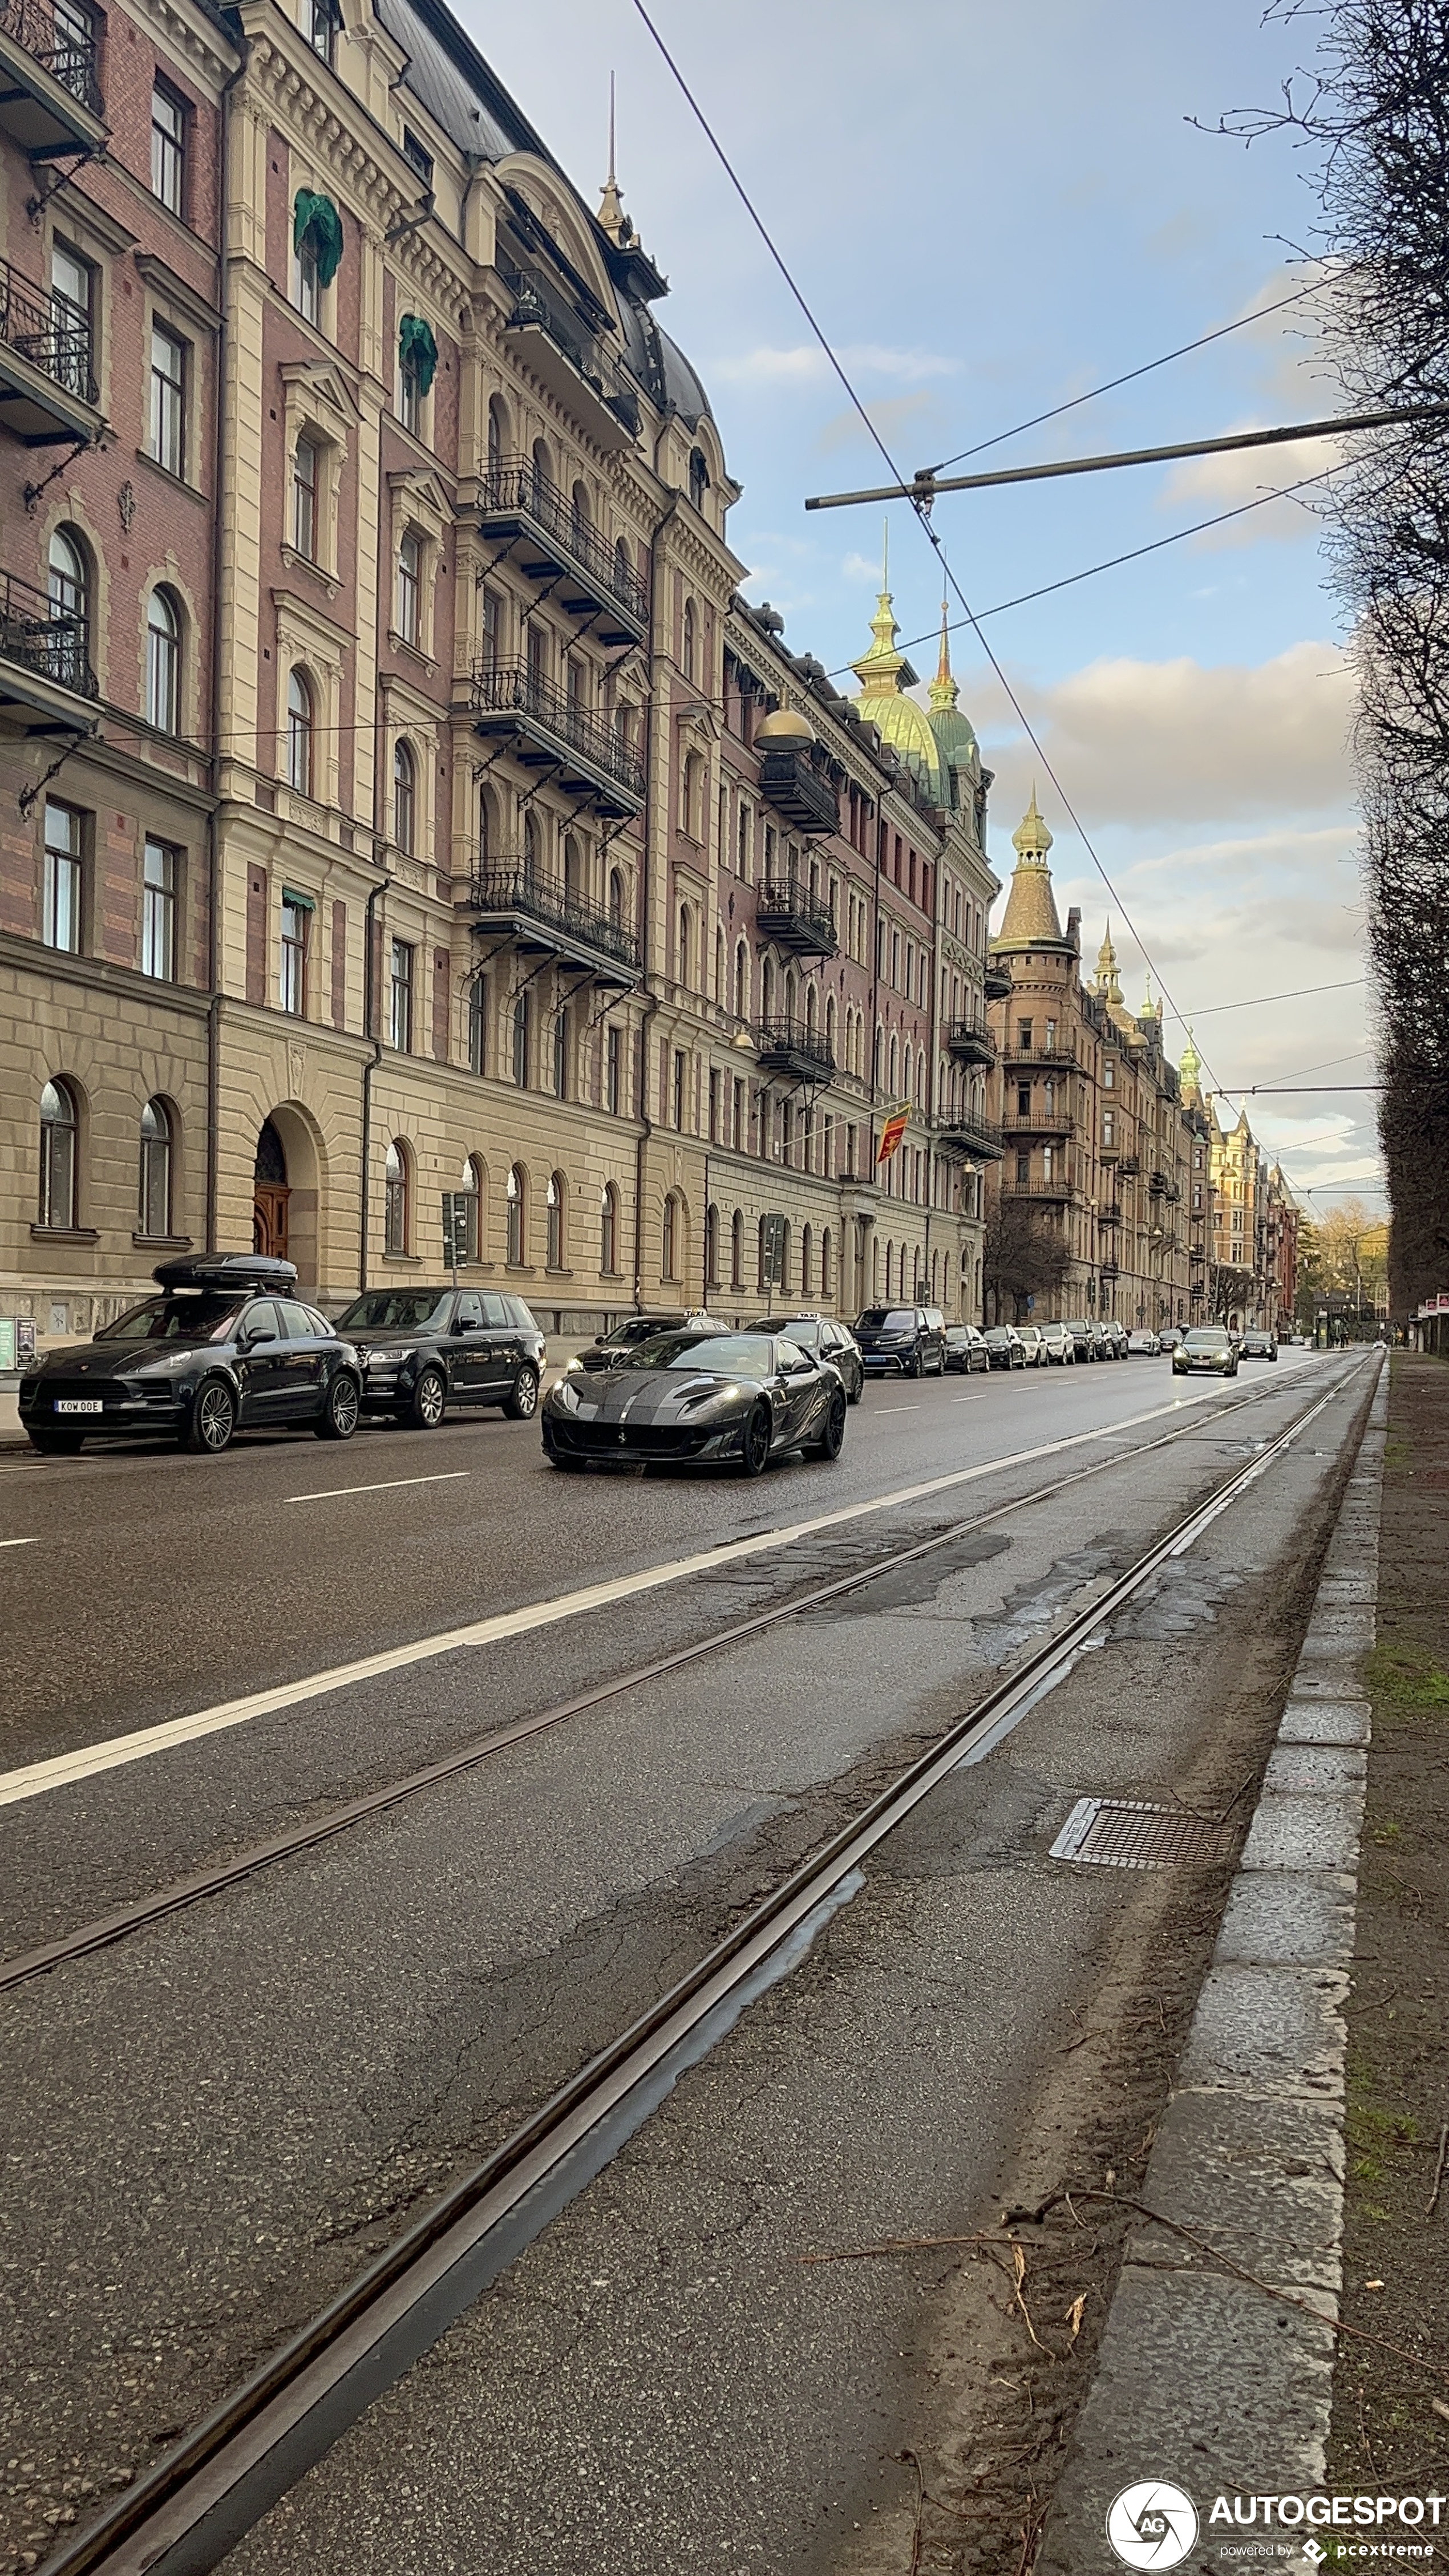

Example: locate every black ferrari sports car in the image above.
[541,1327,847,1474]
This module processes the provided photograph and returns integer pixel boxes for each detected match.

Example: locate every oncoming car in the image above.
[1172,1325,1240,1379]
[19,1255,362,1455]
[541,1327,847,1475]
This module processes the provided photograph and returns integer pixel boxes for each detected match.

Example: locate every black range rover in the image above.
[332,1287,547,1427]
[19,1255,362,1455]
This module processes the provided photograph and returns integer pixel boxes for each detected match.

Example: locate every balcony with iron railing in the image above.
[944,1012,996,1068]
[1003,1173,1078,1204]
[999,1031,1080,1067]
[757,743,839,837]
[0,0,106,157]
[1097,1201,1123,1229]
[475,457,647,645]
[0,256,100,443]
[983,960,1013,1003]
[752,1017,834,1083]
[465,658,646,816]
[0,565,96,718]
[933,1108,1004,1163]
[496,254,640,454]
[755,880,838,957]
[1002,1105,1074,1137]
[463,857,641,985]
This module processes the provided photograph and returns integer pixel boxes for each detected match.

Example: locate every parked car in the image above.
[1088,1321,1115,1362]
[1016,1325,1047,1367]
[1241,1330,1279,1362]
[1037,1322,1075,1366]
[1098,1320,1129,1358]
[777,1311,865,1404]
[943,1323,990,1374]
[331,1286,547,1425]
[541,1326,847,1473]
[572,1311,720,1374]
[853,1307,946,1377]
[1172,1325,1240,1379]
[982,1325,1026,1370]
[1157,1327,1183,1352]
[1063,1318,1095,1361]
[19,1255,362,1456]
[1127,1329,1160,1356]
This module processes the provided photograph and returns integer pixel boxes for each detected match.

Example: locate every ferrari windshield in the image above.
[95,1294,247,1343]
[334,1292,454,1332]
[624,1332,776,1379]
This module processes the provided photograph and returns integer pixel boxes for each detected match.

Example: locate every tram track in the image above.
[3,1359,1357,2000]
[34,1355,1376,2576]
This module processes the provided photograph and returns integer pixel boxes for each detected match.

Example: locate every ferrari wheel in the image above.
[739,1403,771,1477]
[813,1388,847,1461]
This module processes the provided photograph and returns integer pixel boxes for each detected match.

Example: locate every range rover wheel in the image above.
[408,1366,447,1429]
[504,1364,539,1421]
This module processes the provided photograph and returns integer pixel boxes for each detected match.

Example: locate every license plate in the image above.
[55,1398,103,1413]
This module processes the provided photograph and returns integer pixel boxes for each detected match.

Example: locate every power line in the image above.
[821,465,1338,681]
[924,280,1326,477]
[1179,976,1365,1018]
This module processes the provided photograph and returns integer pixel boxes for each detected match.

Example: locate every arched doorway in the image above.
[253,1117,289,1259]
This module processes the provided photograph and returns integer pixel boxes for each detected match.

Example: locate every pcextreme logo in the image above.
[1107,2481,1201,2569]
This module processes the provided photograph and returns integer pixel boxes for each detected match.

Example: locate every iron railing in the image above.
[934,1110,1005,1161]
[1002,1107,1074,1135]
[755,882,838,954]
[478,458,647,626]
[496,255,638,434]
[753,1016,835,1079]
[0,0,102,113]
[466,859,640,975]
[0,566,95,696]
[0,257,95,403]
[467,658,647,805]
[944,1012,997,1064]
[1000,1033,1080,1067]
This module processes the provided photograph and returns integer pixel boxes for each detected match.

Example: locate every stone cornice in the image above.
[132,0,240,91]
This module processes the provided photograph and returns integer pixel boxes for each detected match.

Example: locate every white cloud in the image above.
[1159,425,1343,548]
[815,391,946,456]
[977,639,1356,827]
[712,342,961,388]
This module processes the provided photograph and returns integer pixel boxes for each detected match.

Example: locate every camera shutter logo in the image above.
[1106,2482,1199,2569]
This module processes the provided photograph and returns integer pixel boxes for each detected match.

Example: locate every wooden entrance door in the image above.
[253,1184,290,1260]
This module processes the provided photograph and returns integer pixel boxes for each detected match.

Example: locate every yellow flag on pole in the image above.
[876,1104,910,1164]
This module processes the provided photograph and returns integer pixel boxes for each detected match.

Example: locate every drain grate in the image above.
[1050,1795,1233,1869]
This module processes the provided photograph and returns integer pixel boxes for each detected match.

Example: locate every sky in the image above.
[463,0,1383,1218]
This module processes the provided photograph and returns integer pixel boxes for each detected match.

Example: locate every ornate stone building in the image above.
[0,0,998,1342]
[1200,1091,1298,1331]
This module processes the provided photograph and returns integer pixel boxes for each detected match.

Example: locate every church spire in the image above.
[928,599,959,712]
[597,72,627,244]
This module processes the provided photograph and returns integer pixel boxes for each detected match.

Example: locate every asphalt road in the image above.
[0,1344,1367,2576]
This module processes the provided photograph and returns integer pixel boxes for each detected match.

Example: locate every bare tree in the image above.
[982,1197,1072,1324]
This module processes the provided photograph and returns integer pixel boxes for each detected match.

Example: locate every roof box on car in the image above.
[152,1254,299,1291]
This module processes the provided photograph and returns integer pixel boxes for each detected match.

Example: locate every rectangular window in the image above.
[673,1048,685,1131]
[149,322,185,477]
[151,83,185,215]
[295,236,319,325]
[1017,1082,1030,1116]
[50,241,91,398]
[402,126,434,186]
[480,588,500,673]
[390,938,413,1051]
[399,357,421,436]
[307,0,336,63]
[1015,1151,1031,1186]
[293,436,318,558]
[468,978,485,1075]
[732,1077,744,1152]
[1102,1108,1115,1148]
[280,897,309,1015]
[396,533,421,646]
[1017,1019,1033,1054]
[527,623,545,685]
[708,1067,719,1143]
[43,800,82,952]
[141,839,177,979]
[605,1023,621,1116]
[1103,1059,1115,1089]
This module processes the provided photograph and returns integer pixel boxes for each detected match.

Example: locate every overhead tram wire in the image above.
[922,278,1327,477]
[626,0,1239,1111]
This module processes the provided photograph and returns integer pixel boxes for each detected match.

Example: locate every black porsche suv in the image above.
[19,1255,362,1455]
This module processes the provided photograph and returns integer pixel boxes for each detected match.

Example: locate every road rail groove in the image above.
[3,1368,1353,1999]
[35,1362,1365,2576]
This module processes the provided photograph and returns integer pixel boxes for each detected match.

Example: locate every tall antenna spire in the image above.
[597,71,626,243]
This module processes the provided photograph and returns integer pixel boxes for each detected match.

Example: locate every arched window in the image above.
[614,535,633,601]
[682,598,696,684]
[801,1222,813,1297]
[48,525,87,626]
[761,957,775,1020]
[677,902,691,989]
[872,1023,883,1090]
[608,866,625,927]
[825,995,836,1061]
[459,1155,481,1262]
[392,738,415,854]
[734,941,748,1021]
[821,1226,833,1299]
[705,1201,719,1290]
[512,989,529,1088]
[546,1171,564,1270]
[731,1207,744,1289]
[138,1096,172,1237]
[146,587,180,733]
[714,922,725,1002]
[661,1190,680,1282]
[889,1032,899,1094]
[506,1163,525,1266]
[552,1007,568,1101]
[885,1241,896,1300]
[571,479,591,539]
[487,394,506,478]
[286,667,313,795]
[563,833,581,901]
[689,447,709,512]
[902,1044,912,1105]
[531,435,551,498]
[600,1181,618,1275]
[39,1076,78,1230]
[384,1140,408,1254]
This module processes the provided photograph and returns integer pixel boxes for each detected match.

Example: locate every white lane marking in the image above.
[878,1404,923,1414]
[0,1364,1354,1815]
[286,1472,472,1505]
[954,1394,989,1404]
[0,1536,39,1549]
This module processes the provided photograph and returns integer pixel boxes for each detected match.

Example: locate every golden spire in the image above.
[1096,918,1123,1006]
[597,72,626,244]
[1011,785,1053,864]
[1179,1024,1202,1099]
[928,598,958,712]
[853,520,906,700]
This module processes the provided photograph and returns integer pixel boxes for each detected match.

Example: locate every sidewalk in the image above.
[1035,1350,1449,2570]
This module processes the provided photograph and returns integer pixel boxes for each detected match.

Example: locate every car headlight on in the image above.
[553,1377,580,1412]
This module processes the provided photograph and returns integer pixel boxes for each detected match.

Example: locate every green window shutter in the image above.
[293,189,344,288]
[398,313,438,394]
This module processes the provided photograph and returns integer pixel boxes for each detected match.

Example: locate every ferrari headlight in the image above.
[553,1378,580,1412]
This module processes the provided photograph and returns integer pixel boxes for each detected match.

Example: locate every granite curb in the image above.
[1037,1355,1388,2572]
